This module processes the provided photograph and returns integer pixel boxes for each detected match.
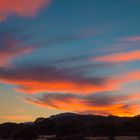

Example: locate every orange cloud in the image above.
[0,0,51,21]
[1,64,140,95]
[15,80,119,94]
[110,70,140,87]
[128,93,140,101]
[2,64,140,95]
[0,76,118,94]
[25,93,140,117]
[98,70,140,94]
[0,38,33,67]
[0,65,119,94]
[93,50,140,63]
[26,98,124,115]
[120,70,140,83]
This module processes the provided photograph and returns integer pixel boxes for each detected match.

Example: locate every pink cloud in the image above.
[0,0,51,21]
[116,70,140,84]
[93,49,140,63]
[0,38,33,67]
[105,70,140,92]
[121,36,140,42]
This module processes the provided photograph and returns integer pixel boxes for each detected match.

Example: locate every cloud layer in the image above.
[0,0,50,21]
[26,93,140,116]
[0,65,117,94]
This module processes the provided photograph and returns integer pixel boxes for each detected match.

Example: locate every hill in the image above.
[1,113,140,139]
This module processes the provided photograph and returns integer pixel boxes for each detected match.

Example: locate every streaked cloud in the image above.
[0,65,116,94]
[110,70,140,86]
[0,0,51,21]
[0,37,33,67]
[119,70,140,83]
[121,36,140,42]
[25,93,140,117]
[1,63,140,95]
[93,49,140,63]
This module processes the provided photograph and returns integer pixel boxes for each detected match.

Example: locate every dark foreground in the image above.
[1,113,140,139]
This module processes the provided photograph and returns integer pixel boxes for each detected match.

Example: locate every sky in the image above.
[0,0,140,123]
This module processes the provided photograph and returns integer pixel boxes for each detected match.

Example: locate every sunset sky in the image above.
[0,0,140,123]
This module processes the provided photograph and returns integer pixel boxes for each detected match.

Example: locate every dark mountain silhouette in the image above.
[1,113,140,139]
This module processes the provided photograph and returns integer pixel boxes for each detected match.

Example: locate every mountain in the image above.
[1,113,140,139]
[48,112,131,124]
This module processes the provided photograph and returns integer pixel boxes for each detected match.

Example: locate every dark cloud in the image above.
[0,64,111,94]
